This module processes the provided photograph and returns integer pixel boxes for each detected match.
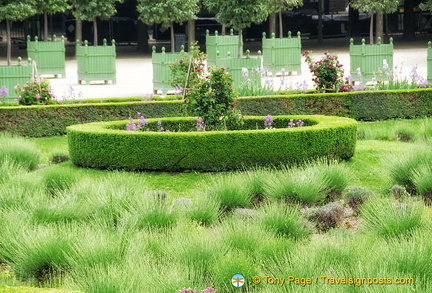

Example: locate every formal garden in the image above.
[2,0,432,292]
[2,33,432,292]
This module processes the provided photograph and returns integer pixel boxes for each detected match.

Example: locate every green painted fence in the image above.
[152,45,185,95]
[428,42,432,83]
[0,57,33,102]
[76,39,116,84]
[27,35,66,77]
[350,37,393,82]
[262,31,302,74]
[224,50,262,88]
[206,29,242,67]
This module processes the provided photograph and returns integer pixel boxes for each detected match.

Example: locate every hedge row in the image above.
[67,115,358,172]
[2,89,432,137]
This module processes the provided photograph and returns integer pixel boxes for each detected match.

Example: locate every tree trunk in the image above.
[348,6,360,37]
[44,11,49,40]
[279,10,283,38]
[136,20,150,53]
[222,24,226,36]
[369,12,374,44]
[269,13,276,36]
[6,19,11,66]
[318,0,323,44]
[238,29,242,58]
[188,19,195,50]
[75,19,82,43]
[376,11,383,42]
[93,17,98,46]
[403,0,415,40]
[170,21,175,53]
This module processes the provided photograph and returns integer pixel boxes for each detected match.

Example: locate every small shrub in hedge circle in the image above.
[185,67,243,131]
[15,78,56,105]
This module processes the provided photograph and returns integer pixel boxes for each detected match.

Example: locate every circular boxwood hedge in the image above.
[67,115,357,171]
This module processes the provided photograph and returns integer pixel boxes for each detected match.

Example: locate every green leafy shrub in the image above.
[185,67,242,131]
[168,43,205,91]
[15,78,55,105]
[303,50,345,92]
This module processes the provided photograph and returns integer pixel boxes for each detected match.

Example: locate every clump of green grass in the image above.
[219,217,269,253]
[260,202,312,239]
[126,192,177,231]
[188,194,220,226]
[6,225,71,285]
[207,175,252,211]
[265,161,351,205]
[0,133,41,171]
[395,126,416,142]
[212,251,258,292]
[265,168,326,204]
[413,166,432,203]
[419,117,432,142]
[32,194,92,224]
[41,166,78,195]
[360,197,423,238]
[387,145,432,193]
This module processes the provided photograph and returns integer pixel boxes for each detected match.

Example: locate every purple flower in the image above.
[0,86,8,98]
[264,114,273,128]
[288,119,295,128]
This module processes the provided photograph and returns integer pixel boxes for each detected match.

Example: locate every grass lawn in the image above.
[1,118,431,292]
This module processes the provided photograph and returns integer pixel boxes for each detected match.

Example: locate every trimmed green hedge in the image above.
[2,88,431,137]
[0,101,183,137]
[67,115,357,171]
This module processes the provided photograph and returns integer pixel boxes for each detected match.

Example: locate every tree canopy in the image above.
[136,0,199,52]
[36,0,68,39]
[0,0,36,22]
[0,0,37,65]
[207,0,269,32]
[350,0,399,43]
[69,0,122,45]
[265,0,303,38]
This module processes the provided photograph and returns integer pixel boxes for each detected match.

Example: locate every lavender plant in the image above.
[0,86,8,103]
[264,114,273,129]
[195,117,205,131]
[236,67,274,97]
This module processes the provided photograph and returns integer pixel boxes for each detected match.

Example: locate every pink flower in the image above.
[221,67,225,70]
[35,94,40,99]
[197,68,202,72]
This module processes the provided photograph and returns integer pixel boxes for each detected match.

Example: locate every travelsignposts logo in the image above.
[232,274,245,288]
